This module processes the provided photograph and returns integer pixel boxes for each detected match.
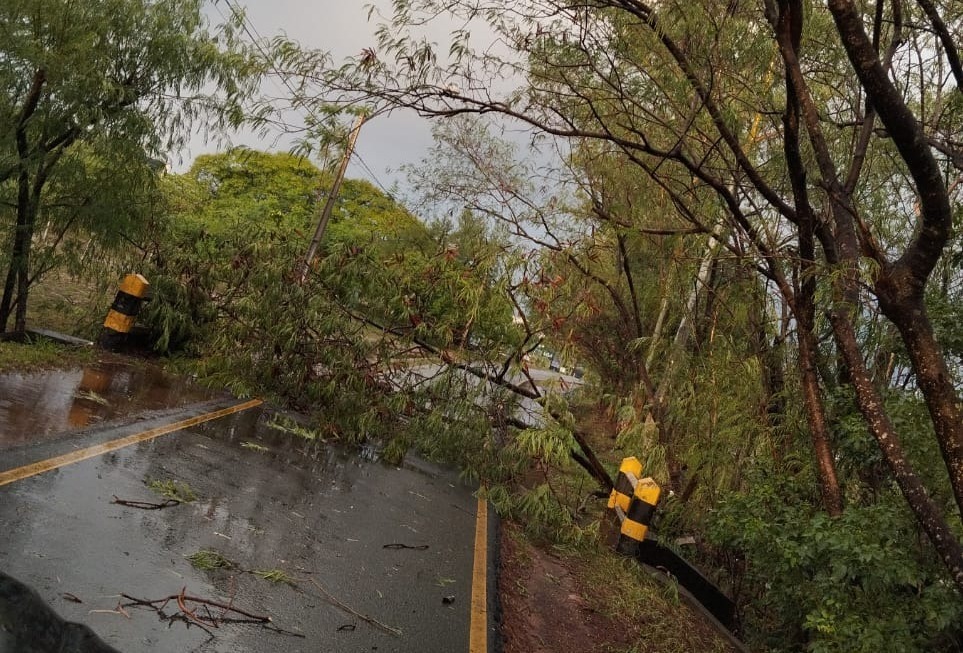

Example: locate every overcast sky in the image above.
[179,0,473,195]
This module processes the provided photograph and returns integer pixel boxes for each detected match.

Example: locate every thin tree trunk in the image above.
[798,307,843,516]
[829,309,963,591]
[0,265,17,333]
[644,282,671,371]
[653,220,726,407]
[0,169,33,333]
[13,232,30,333]
[775,0,845,515]
[880,293,963,518]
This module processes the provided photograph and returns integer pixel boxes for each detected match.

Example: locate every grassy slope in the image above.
[0,339,93,373]
[497,396,738,653]
[499,522,735,653]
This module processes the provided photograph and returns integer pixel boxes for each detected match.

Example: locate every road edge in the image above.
[487,498,502,653]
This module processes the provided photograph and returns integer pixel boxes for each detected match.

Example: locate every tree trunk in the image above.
[829,308,963,591]
[13,234,30,333]
[653,220,726,408]
[775,0,844,515]
[877,289,963,518]
[798,303,843,516]
[0,264,17,333]
[0,169,34,333]
[827,0,963,521]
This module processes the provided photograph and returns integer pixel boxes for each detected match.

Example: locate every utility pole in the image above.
[299,112,367,282]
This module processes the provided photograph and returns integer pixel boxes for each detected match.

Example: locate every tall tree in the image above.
[0,0,260,333]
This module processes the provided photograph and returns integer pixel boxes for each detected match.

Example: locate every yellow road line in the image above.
[469,496,489,653]
[0,398,263,487]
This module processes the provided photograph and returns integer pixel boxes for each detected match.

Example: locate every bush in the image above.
[708,465,963,652]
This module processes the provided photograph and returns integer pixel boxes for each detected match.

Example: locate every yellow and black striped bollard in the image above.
[608,456,643,512]
[98,274,150,350]
[616,477,661,556]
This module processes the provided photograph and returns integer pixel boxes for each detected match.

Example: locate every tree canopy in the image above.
[0,0,260,333]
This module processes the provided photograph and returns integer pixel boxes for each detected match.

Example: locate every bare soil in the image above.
[498,522,737,653]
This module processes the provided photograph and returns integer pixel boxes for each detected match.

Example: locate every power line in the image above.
[219,0,303,104]
[352,151,395,199]
[218,0,397,199]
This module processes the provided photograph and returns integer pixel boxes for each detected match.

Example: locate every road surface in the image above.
[0,385,496,652]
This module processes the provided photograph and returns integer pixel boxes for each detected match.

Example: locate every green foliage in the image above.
[186,550,235,571]
[131,150,523,477]
[0,0,260,331]
[283,0,963,645]
[925,283,963,380]
[187,550,297,587]
[491,482,601,547]
[515,424,577,468]
[481,415,606,548]
[829,388,955,509]
[398,381,503,472]
[708,465,963,652]
[139,270,216,355]
[0,339,92,373]
[266,415,327,442]
[251,569,297,585]
[147,478,197,503]
[174,150,323,236]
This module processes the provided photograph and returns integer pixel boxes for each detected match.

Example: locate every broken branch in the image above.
[305,578,402,636]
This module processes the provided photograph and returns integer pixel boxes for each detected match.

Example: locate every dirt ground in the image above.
[497,522,737,653]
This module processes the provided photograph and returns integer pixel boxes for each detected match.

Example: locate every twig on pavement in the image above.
[305,578,402,636]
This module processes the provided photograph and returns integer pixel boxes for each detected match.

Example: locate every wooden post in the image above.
[300,113,367,282]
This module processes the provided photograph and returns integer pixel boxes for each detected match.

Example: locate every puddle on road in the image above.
[0,356,216,448]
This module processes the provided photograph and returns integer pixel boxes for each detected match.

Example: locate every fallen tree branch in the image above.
[111,495,181,510]
[121,590,269,623]
[305,578,402,636]
[340,306,614,490]
[119,589,305,639]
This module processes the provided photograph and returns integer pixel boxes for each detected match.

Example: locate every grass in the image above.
[186,550,236,571]
[0,268,128,375]
[26,270,114,340]
[147,479,197,503]
[251,569,297,586]
[0,339,94,374]
[496,392,738,653]
[509,526,734,653]
[240,441,269,452]
[266,415,325,441]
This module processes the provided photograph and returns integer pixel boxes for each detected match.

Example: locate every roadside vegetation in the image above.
[500,522,733,653]
[0,338,92,373]
[3,0,963,650]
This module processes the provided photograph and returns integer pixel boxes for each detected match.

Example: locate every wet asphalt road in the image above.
[0,391,486,652]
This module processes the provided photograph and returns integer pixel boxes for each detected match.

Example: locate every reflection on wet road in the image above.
[0,405,479,652]
[0,356,215,447]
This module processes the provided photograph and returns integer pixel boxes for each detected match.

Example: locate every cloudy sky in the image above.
[181,0,477,194]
